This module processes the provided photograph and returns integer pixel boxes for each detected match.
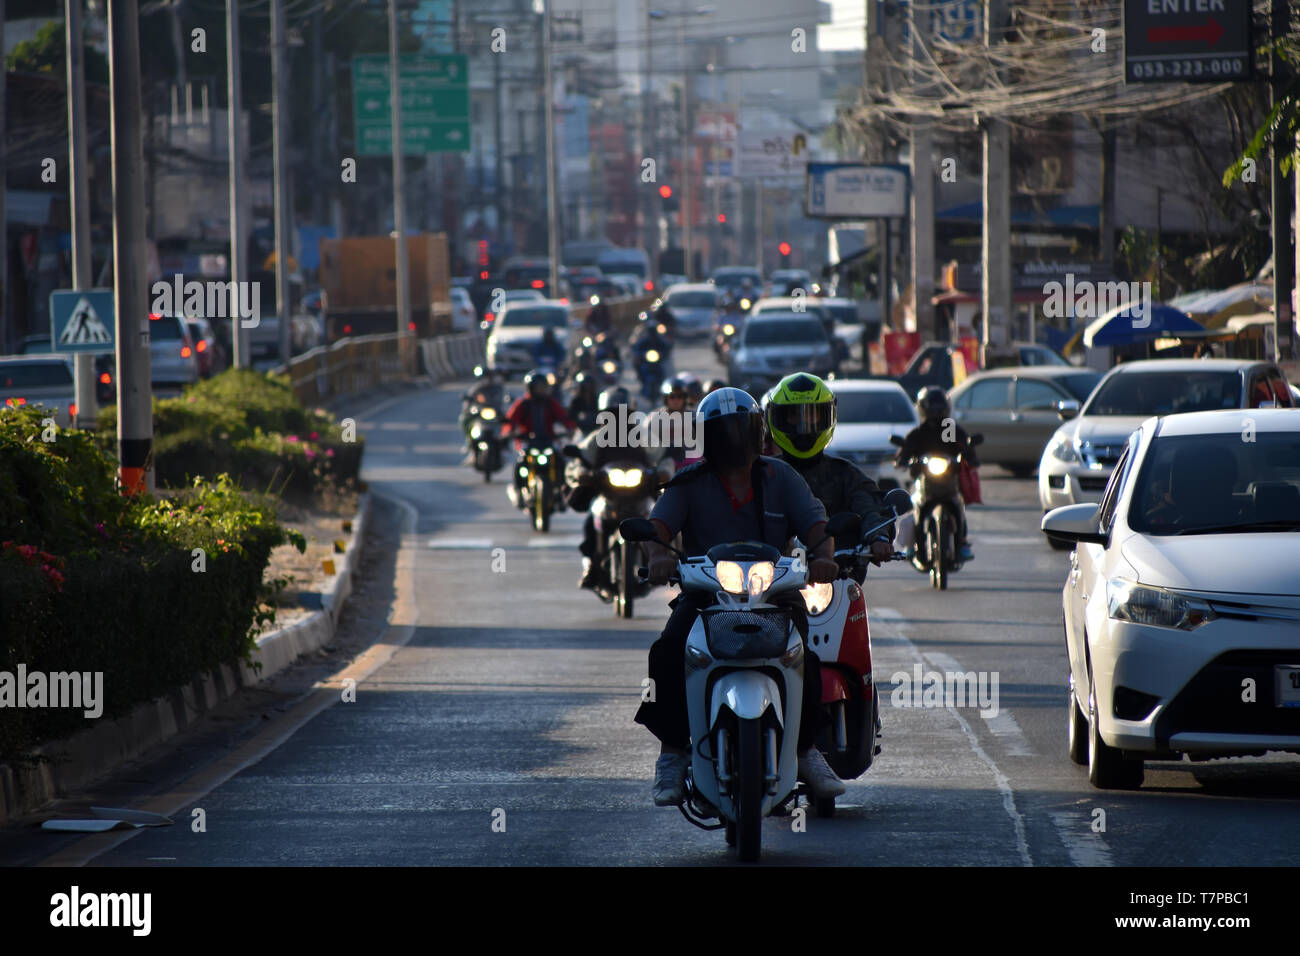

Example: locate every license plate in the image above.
[1275,666,1300,707]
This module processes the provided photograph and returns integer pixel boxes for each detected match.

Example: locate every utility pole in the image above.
[1272,0,1295,361]
[542,1,560,297]
[65,0,98,427]
[388,0,410,337]
[679,18,693,282]
[0,2,7,355]
[107,0,153,495]
[271,0,293,362]
[226,0,248,367]
[981,0,1012,361]
[908,0,935,341]
[494,38,504,243]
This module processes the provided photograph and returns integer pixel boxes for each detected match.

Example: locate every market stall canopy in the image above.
[1080,302,1202,348]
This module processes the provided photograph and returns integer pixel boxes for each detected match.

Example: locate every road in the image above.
[10,339,1300,867]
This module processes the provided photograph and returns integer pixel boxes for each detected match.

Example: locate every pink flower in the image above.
[309,432,319,440]
[286,435,299,443]
[304,448,317,459]
[325,448,335,458]
[17,544,37,561]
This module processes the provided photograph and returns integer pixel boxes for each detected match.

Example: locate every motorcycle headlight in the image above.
[739,298,752,310]
[1050,434,1079,463]
[518,465,529,477]
[1106,579,1216,631]
[925,457,950,476]
[801,581,834,616]
[537,454,549,465]
[479,407,497,420]
[645,350,660,363]
[747,562,775,599]
[716,560,745,594]
[613,468,643,488]
[722,323,736,336]
[602,360,617,374]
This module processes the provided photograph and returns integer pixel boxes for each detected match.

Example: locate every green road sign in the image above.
[352,54,469,155]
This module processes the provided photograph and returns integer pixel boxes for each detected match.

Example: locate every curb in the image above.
[0,492,374,827]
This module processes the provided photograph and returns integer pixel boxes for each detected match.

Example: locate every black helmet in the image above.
[662,375,689,401]
[696,387,765,471]
[598,385,633,413]
[916,385,950,424]
[525,369,555,398]
[679,372,704,406]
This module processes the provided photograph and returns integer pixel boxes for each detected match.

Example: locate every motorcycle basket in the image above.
[701,607,791,660]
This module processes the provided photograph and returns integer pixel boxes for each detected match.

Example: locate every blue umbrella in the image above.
[1082,302,1202,348]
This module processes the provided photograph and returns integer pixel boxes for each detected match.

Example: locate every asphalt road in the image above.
[10,339,1300,867]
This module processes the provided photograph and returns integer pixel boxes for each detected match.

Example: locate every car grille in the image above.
[1077,476,1109,492]
[1083,443,1125,468]
[1154,650,1300,743]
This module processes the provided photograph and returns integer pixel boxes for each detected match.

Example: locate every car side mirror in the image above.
[1056,399,1080,421]
[1040,503,1106,546]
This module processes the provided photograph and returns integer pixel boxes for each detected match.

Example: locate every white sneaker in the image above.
[798,748,846,798]
[652,752,690,806]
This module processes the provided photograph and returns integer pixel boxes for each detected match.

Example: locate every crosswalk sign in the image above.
[49,289,116,354]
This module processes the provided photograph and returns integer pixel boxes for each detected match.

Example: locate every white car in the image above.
[1038,358,1295,514]
[825,379,918,490]
[0,356,77,425]
[485,300,570,375]
[451,287,476,332]
[1042,409,1300,790]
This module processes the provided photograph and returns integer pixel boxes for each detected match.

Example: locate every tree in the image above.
[6,18,110,85]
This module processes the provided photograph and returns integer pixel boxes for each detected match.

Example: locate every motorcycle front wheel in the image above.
[533,476,552,532]
[735,717,764,863]
[615,539,636,619]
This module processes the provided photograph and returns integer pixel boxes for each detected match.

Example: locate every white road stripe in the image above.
[873,606,1034,867]
[527,535,585,548]
[1048,811,1114,867]
[427,537,495,549]
[922,650,1035,756]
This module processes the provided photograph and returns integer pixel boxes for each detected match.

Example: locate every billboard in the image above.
[806,163,909,219]
[735,129,809,178]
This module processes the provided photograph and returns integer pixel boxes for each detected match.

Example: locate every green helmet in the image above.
[766,373,837,459]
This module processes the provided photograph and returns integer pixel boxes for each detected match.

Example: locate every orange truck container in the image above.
[319,233,453,341]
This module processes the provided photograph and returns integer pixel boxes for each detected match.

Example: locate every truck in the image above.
[318,233,453,342]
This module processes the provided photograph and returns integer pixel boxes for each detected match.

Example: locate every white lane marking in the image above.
[922,650,1035,756]
[973,535,1043,546]
[527,535,585,548]
[873,606,1033,867]
[427,537,495,549]
[1048,811,1114,867]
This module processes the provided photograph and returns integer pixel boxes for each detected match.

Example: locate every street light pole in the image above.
[543,2,561,299]
[271,0,293,362]
[226,0,248,367]
[65,0,97,427]
[679,15,693,282]
[388,0,410,338]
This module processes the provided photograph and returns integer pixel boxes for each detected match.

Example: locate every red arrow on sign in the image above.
[1147,17,1225,45]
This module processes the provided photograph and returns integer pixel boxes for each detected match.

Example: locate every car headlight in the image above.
[1106,579,1217,631]
[801,581,834,615]
[925,456,950,476]
[1050,434,1079,463]
[716,560,745,594]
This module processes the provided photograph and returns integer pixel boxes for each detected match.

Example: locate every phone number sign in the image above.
[1123,0,1252,83]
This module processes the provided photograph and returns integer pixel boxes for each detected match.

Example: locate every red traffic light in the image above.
[717,213,726,223]
[659,184,673,199]
[778,242,791,257]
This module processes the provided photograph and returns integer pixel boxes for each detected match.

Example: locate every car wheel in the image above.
[1087,682,1144,790]
[1067,675,1088,766]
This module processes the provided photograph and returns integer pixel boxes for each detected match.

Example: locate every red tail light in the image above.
[148,313,161,321]
[181,345,192,358]
[69,403,78,418]
[560,297,569,305]
[484,312,495,322]
[99,372,111,384]
[531,279,545,289]
[644,281,654,291]
[196,339,207,352]
[408,321,417,332]
[5,397,26,407]
[343,324,353,334]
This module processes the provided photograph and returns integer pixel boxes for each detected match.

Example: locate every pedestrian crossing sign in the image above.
[49,289,116,354]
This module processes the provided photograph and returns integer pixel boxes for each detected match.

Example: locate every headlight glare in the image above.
[747,562,775,598]
[926,457,950,476]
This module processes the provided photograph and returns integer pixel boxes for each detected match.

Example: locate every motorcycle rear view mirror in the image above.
[562,444,582,459]
[888,434,905,447]
[884,487,912,516]
[618,517,659,542]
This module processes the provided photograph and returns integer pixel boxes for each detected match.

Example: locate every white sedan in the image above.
[1042,409,1300,789]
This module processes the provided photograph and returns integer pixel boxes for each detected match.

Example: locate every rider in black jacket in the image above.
[894,386,978,560]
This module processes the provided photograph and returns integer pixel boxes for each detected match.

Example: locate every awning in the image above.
[935,202,1101,228]
[1081,302,1202,348]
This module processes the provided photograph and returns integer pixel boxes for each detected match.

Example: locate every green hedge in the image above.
[0,406,304,760]
[95,368,364,500]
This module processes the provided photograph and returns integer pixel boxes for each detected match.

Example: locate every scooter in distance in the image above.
[889,433,982,589]
[620,511,860,863]
[467,403,506,482]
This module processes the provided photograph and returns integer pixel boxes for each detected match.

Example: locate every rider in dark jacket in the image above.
[894,386,978,559]
[763,373,895,561]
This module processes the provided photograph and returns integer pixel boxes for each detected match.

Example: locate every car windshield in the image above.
[667,291,715,308]
[743,318,827,346]
[835,390,915,424]
[1130,433,1300,534]
[1060,372,1103,402]
[714,270,760,287]
[1083,370,1240,416]
[823,304,859,324]
[149,317,184,339]
[0,362,73,389]
[498,307,567,328]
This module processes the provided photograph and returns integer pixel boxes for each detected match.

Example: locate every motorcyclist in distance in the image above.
[565,386,656,590]
[637,387,845,807]
[585,296,613,336]
[764,373,894,570]
[532,325,566,372]
[894,386,978,561]
[502,370,577,508]
[567,370,601,435]
[459,365,510,461]
[646,376,692,477]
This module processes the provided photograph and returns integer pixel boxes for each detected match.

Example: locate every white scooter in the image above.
[620,512,859,863]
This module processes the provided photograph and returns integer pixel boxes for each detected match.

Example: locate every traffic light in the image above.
[659,184,672,199]
[717,213,726,224]
[659,183,678,212]
[778,241,792,258]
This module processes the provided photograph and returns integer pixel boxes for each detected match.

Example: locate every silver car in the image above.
[1038,358,1295,514]
[0,356,77,426]
[825,379,919,490]
[661,283,718,339]
[727,312,836,394]
[148,312,201,387]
